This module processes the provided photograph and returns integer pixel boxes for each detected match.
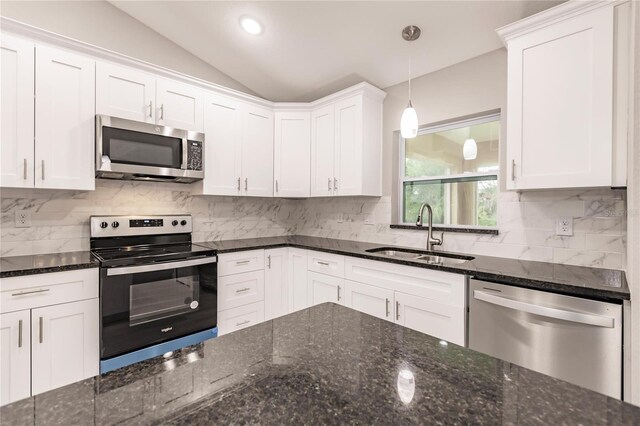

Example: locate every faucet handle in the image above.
[435,231,444,246]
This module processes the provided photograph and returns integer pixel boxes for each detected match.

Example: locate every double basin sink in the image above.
[365,247,474,265]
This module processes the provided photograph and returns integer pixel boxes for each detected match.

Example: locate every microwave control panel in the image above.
[187,141,203,171]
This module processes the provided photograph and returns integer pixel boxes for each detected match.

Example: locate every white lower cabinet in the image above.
[344,280,394,322]
[31,298,99,395]
[0,310,31,405]
[264,248,288,321]
[218,271,265,311]
[308,271,345,306]
[288,248,308,313]
[218,301,265,336]
[0,269,99,406]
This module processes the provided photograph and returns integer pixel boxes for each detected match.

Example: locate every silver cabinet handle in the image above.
[18,319,23,348]
[333,178,338,191]
[236,320,250,327]
[386,299,390,317]
[39,317,43,343]
[245,178,248,191]
[236,260,250,265]
[275,180,279,193]
[511,159,516,181]
[236,287,251,294]
[160,103,164,120]
[23,158,27,180]
[237,177,241,191]
[328,178,332,191]
[41,160,45,180]
[267,255,271,269]
[11,288,50,297]
[107,257,216,276]
[473,290,615,328]
[148,101,153,118]
[337,285,341,301]
[317,261,329,266]
[396,301,400,320]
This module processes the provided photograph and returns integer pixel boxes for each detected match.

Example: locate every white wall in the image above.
[0,0,255,94]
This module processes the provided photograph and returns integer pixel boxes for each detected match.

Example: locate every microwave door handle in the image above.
[182,138,189,170]
[473,290,615,328]
[106,257,216,276]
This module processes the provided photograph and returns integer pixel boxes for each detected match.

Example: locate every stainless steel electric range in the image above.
[90,215,217,373]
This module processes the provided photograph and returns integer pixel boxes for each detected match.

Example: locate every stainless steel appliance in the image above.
[95,115,204,183]
[468,279,622,398]
[91,215,217,373]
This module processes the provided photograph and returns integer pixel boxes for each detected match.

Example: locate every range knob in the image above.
[100,221,108,229]
[112,221,120,228]
[180,220,187,226]
[172,220,179,226]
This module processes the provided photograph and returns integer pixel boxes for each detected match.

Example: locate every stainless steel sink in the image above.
[366,248,473,265]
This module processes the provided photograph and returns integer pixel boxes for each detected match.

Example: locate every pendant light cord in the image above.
[408,39,412,104]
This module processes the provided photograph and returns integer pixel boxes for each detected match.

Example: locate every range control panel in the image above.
[90,215,192,238]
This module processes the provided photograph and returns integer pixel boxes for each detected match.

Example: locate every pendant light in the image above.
[400,25,421,139]
[463,138,478,160]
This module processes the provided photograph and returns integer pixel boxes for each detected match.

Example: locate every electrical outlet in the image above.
[15,210,32,228]
[364,213,375,225]
[337,213,344,223]
[555,216,573,236]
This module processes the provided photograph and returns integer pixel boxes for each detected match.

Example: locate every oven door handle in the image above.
[106,257,217,276]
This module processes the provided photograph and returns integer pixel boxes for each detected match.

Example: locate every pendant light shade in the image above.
[401,102,418,139]
[400,25,420,139]
[463,138,478,160]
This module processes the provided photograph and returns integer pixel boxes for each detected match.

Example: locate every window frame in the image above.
[398,112,500,230]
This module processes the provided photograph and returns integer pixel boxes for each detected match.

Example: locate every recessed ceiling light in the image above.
[240,16,263,35]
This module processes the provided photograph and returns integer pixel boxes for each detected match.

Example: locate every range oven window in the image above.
[102,126,182,168]
[129,269,199,326]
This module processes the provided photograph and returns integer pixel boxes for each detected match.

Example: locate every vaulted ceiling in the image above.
[110,1,563,102]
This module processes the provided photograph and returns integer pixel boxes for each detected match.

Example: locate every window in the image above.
[399,113,499,229]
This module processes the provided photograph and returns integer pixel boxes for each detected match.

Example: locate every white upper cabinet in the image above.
[156,78,204,132]
[274,111,311,197]
[310,86,385,197]
[243,105,274,197]
[96,62,204,132]
[1,35,34,189]
[96,62,155,123]
[499,1,630,190]
[35,45,95,191]
[196,92,243,196]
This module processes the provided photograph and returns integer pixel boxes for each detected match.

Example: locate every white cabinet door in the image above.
[96,62,155,123]
[35,46,95,190]
[1,35,34,188]
[506,6,614,190]
[156,78,204,132]
[345,280,393,322]
[334,96,362,196]
[0,310,31,406]
[218,270,265,311]
[197,93,243,196]
[31,298,99,396]
[274,111,310,197]
[264,248,288,321]
[242,105,274,197]
[394,291,465,346]
[288,248,308,313]
[310,105,335,197]
[308,271,344,306]
[217,301,265,336]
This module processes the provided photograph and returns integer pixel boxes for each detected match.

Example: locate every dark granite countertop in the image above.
[197,236,630,303]
[0,251,98,278]
[2,303,638,425]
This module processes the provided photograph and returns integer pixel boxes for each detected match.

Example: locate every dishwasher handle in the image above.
[473,290,615,328]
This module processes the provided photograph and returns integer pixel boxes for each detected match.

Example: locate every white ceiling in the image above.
[109,1,562,102]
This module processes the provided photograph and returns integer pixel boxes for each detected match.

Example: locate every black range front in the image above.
[90,215,217,373]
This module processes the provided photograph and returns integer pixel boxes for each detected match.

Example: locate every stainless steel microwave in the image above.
[95,115,204,183]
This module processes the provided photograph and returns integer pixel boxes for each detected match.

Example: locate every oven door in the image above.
[100,256,217,360]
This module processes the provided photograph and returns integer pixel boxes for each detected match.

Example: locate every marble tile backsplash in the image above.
[0,181,627,269]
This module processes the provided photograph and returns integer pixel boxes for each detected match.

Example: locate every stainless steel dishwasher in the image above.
[468,279,622,399]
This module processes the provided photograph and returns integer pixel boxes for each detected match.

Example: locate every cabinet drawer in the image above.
[218,250,265,276]
[217,301,265,336]
[345,257,465,307]
[307,251,344,278]
[395,291,465,346]
[218,270,265,311]
[0,269,99,314]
